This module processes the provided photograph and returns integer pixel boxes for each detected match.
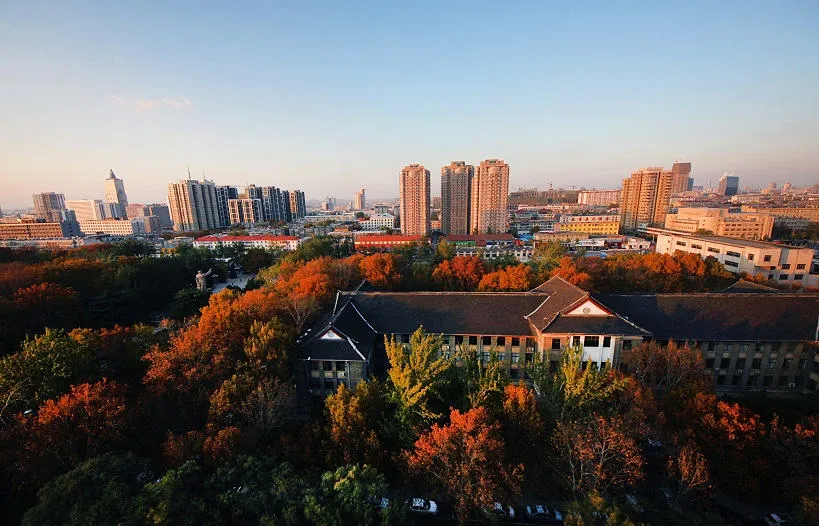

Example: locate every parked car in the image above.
[406,498,438,515]
[764,513,793,526]
[482,502,515,520]
[525,503,563,523]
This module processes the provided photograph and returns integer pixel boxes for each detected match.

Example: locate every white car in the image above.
[407,498,438,515]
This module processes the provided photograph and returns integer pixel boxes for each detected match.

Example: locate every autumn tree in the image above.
[385,328,451,437]
[454,346,506,411]
[552,414,644,495]
[432,256,485,290]
[477,264,534,291]
[359,253,402,290]
[625,340,712,394]
[324,381,386,467]
[405,407,522,521]
[666,441,712,505]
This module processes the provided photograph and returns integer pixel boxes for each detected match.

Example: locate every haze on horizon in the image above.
[1,1,817,209]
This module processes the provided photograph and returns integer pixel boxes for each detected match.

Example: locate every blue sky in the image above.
[1,1,817,208]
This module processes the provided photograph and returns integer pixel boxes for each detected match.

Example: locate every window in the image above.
[705,358,715,369]
[735,358,746,369]
[526,338,535,349]
[603,336,612,347]
[691,244,702,249]
[455,335,463,345]
[763,255,772,262]
[768,274,775,280]
[323,361,334,371]
[748,376,758,386]
[511,353,520,363]
[469,336,477,345]
[798,358,808,370]
[781,263,791,270]
[310,361,321,370]
[794,274,804,280]
[482,336,492,346]
[482,352,490,362]
[707,247,720,254]
[509,369,520,379]
[717,375,726,385]
[797,263,806,270]
[782,358,793,370]
[549,360,559,372]
[727,250,741,257]
[778,375,788,387]
[497,337,505,346]
[525,352,534,364]
[767,359,777,370]
[623,340,633,350]
[708,342,716,351]
[572,336,581,347]
[335,361,346,371]
[584,336,600,347]
[732,375,742,386]
[779,274,789,280]
[676,241,686,246]
[748,253,754,261]
[498,352,506,361]
[794,376,804,387]
[324,379,335,390]
[724,260,738,267]
[511,337,520,347]
[751,358,762,369]
[551,338,561,350]
[762,375,773,386]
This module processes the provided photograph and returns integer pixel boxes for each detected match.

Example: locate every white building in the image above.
[651,228,818,287]
[193,235,304,251]
[357,213,396,231]
[577,189,621,207]
[78,219,146,235]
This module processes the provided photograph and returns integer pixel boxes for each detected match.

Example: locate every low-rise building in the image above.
[454,245,534,262]
[357,213,396,231]
[741,205,819,225]
[0,220,81,240]
[577,189,621,207]
[651,228,817,287]
[558,214,621,235]
[78,218,146,235]
[664,207,774,240]
[354,234,426,251]
[193,234,303,251]
[444,234,516,247]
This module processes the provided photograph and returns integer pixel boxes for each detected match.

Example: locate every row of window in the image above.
[705,357,809,371]
[716,373,805,388]
[553,335,613,349]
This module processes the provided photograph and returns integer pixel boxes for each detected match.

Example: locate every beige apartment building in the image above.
[664,207,774,240]
[228,198,264,225]
[577,189,621,206]
[168,179,221,231]
[470,159,509,234]
[670,162,693,194]
[741,205,819,225]
[620,166,674,231]
[399,164,431,236]
[441,161,473,235]
[558,214,621,235]
[652,228,817,287]
[78,218,147,235]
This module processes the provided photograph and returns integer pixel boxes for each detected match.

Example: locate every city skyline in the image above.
[2,2,818,209]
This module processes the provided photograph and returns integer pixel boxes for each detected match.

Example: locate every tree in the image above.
[625,340,711,393]
[529,241,566,280]
[324,381,386,467]
[552,414,644,495]
[22,453,151,526]
[385,328,451,435]
[455,346,506,411]
[435,240,455,262]
[359,254,402,290]
[140,460,215,525]
[432,256,485,290]
[405,407,522,521]
[666,441,711,505]
[477,265,534,291]
[304,464,391,526]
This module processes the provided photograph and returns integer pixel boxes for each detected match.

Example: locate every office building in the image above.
[228,198,264,225]
[651,228,817,287]
[125,204,151,218]
[32,192,66,222]
[78,218,147,236]
[357,214,396,231]
[717,174,740,196]
[620,165,676,231]
[470,159,509,234]
[399,164,431,236]
[66,199,106,221]
[577,190,621,207]
[215,186,239,226]
[353,188,366,210]
[104,170,129,217]
[664,207,774,240]
[0,219,79,240]
[441,161,473,235]
[167,179,220,231]
[670,162,693,194]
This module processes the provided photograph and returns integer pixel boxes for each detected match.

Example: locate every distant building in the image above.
[620,165,677,231]
[651,228,817,287]
[741,205,819,226]
[717,174,740,196]
[357,213,395,231]
[147,204,173,230]
[558,214,621,235]
[577,189,620,207]
[104,170,129,217]
[167,179,220,231]
[228,198,264,225]
[288,190,307,220]
[444,233,516,247]
[353,188,366,210]
[399,164,431,236]
[193,234,303,251]
[0,219,79,240]
[354,234,426,251]
[215,186,239,227]
[32,192,66,222]
[66,199,106,221]
[322,197,337,211]
[670,162,693,194]
[471,159,509,234]
[441,161,473,235]
[664,207,774,240]
[78,218,146,236]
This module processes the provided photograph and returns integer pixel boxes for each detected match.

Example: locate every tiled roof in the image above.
[595,293,819,341]
[545,315,648,336]
[354,235,425,243]
[719,279,783,293]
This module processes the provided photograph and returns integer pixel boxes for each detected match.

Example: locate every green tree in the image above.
[304,464,391,526]
[140,461,215,525]
[455,346,506,411]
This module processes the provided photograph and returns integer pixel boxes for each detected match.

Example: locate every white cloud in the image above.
[110,94,192,111]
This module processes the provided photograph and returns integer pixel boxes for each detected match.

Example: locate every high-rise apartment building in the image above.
[718,174,740,196]
[620,165,677,231]
[470,159,509,234]
[32,192,66,222]
[104,170,129,217]
[215,185,239,226]
[353,188,366,210]
[441,161,473,235]
[228,198,264,225]
[167,179,220,231]
[399,164,431,236]
[670,162,693,194]
[288,190,307,220]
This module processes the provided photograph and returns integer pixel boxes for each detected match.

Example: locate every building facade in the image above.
[577,189,621,207]
[664,207,774,240]
[353,188,366,210]
[620,166,675,231]
[193,234,303,251]
[718,175,740,196]
[441,161,473,235]
[167,179,221,231]
[32,192,66,222]
[66,199,106,222]
[104,170,129,217]
[228,198,264,225]
[471,159,509,234]
[0,220,79,240]
[399,164,431,236]
[215,185,239,227]
[357,214,396,231]
[670,162,693,195]
[741,206,819,226]
[288,190,307,220]
[354,234,426,251]
[78,218,146,235]
[558,214,621,235]
[652,228,817,287]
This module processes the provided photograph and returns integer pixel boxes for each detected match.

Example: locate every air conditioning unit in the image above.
[788,382,796,388]
[750,370,760,375]
[735,369,744,375]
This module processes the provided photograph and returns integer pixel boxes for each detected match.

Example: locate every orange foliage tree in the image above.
[666,441,712,504]
[405,407,522,520]
[432,256,485,290]
[477,265,534,291]
[324,380,386,467]
[625,340,712,393]
[358,253,402,290]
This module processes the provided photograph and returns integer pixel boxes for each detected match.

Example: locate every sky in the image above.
[1,1,818,209]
